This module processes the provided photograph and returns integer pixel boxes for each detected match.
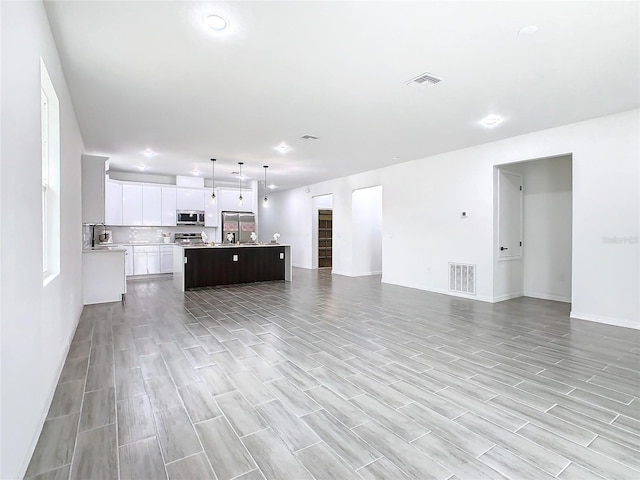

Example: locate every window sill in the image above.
[43,271,59,287]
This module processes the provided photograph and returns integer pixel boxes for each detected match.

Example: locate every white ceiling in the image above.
[44,1,639,191]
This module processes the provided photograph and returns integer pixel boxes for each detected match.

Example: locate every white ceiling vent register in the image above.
[449,263,476,295]
[406,72,443,86]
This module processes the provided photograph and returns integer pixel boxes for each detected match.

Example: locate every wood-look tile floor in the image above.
[26,269,640,479]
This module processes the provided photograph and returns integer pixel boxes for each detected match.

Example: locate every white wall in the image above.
[260,109,639,328]
[351,186,382,276]
[0,2,85,478]
[522,156,572,302]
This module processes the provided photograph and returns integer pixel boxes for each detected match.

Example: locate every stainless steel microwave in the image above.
[176,210,205,225]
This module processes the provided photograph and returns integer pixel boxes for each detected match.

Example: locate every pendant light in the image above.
[210,158,216,204]
[262,165,269,208]
[238,162,244,207]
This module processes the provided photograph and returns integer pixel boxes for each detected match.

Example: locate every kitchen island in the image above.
[173,244,291,291]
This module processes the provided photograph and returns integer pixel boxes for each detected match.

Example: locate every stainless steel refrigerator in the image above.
[222,211,256,244]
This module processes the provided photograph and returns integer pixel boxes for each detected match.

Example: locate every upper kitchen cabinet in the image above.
[161,187,177,226]
[122,184,143,225]
[204,188,219,227]
[218,188,255,214]
[105,179,123,225]
[176,188,205,211]
[142,185,162,225]
[81,154,107,224]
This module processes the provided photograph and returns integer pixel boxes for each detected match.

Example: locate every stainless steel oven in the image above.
[176,210,205,226]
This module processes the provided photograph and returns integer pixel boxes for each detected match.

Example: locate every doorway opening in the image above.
[312,194,333,270]
[318,210,333,269]
[494,154,573,304]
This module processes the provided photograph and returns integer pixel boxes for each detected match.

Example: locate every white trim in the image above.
[380,278,495,303]
[525,292,571,303]
[492,292,524,303]
[570,311,639,330]
[337,270,382,277]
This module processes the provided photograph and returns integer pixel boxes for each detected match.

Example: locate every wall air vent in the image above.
[449,263,476,295]
[301,134,319,140]
[406,72,443,87]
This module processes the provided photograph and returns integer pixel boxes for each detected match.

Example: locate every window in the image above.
[41,59,60,284]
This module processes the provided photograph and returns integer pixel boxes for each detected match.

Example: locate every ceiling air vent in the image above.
[301,134,319,140]
[406,72,443,87]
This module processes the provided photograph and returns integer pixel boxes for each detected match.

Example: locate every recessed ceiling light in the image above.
[480,114,504,127]
[276,145,291,154]
[393,157,400,161]
[206,15,228,31]
[138,164,146,171]
[275,144,291,154]
[518,25,538,35]
[142,148,157,158]
[192,170,201,176]
[268,184,278,190]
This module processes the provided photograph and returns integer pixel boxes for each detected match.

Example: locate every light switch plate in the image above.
[233,254,238,262]
[279,253,284,259]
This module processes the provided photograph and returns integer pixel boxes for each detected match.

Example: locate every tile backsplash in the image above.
[85,226,218,246]
[109,226,218,244]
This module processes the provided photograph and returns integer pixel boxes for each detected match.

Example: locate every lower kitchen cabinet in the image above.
[160,245,173,273]
[83,249,126,304]
[183,246,285,289]
[125,246,134,276]
[132,245,161,275]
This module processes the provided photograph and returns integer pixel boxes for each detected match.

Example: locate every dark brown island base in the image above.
[172,244,292,290]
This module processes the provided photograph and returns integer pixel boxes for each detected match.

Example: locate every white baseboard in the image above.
[19,308,83,479]
[524,292,571,303]
[492,292,524,303]
[338,270,382,277]
[570,311,639,330]
[379,279,494,303]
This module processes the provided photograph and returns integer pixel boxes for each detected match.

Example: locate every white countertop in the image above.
[83,246,127,253]
[177,243,288,249]
[117,242,173,246]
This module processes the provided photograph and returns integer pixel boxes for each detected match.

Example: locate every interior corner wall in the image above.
[1,2,85,478]
[351,186,383,276]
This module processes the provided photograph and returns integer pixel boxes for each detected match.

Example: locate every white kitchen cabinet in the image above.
[176,187,205,211]
[81,154,107,224]
[160,246,173,273]
[142,185,162,226]
[204,188,219,227]
[218,188,255,214]
[161,187,177,226]
[124,246,134,276]
[122,184,143,225]
[133,245,161,275]
[106,179,123,225]
[147,249,161,274]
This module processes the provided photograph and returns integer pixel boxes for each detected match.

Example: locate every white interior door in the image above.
[498,169,523,259]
